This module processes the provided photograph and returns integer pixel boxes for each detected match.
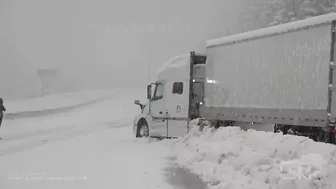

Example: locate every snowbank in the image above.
[4,90,115,114]
[173,121,336,189]
[206,13,336,47]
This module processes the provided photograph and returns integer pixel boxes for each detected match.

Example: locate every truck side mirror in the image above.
[147,84,152,100]
[134,100,143,110]
[134,100,141,105]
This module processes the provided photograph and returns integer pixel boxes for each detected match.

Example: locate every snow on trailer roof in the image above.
[156,54,190,80]
[206,13,336,48]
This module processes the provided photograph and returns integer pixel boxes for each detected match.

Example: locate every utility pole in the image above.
[147,55,151,84]
[147,41,152,84]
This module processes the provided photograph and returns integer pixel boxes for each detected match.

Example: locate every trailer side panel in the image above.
[202,23,332,127]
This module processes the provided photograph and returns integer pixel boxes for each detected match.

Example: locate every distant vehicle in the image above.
[133,13,336,144]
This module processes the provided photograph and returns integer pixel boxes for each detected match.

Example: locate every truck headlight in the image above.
[206,79,217,84]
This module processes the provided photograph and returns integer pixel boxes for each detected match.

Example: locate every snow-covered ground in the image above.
[0,89,205,189]
[0,91,136,154]
[0,128,174,189]
[4,90,115,114]
[3,89,336,189]
[173,120,336,189]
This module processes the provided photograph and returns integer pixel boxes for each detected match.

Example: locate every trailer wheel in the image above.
[214,120,234,129]
[313,128,323,142]
[324,131,332,143]
[315,132,323,142]
[274,124,284,134]
[136,121,149,138]
[274,125,280,133]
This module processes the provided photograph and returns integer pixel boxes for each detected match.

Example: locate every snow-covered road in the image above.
[0,91,205,189]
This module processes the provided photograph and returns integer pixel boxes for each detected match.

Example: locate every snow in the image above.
[206,12,336,47]
[4,90,115,114]
[0,90,142,154]
[4,87,336,189]
[0,127,175,189]
[156,54,190,80]
[0,89,205,189]
[173,120,336,189]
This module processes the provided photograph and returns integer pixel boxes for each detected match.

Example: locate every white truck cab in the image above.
[133,52,206,138]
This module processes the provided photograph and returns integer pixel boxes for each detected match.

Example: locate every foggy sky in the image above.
[0,0,257,100]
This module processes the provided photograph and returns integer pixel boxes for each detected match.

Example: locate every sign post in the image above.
[36,69,57,97]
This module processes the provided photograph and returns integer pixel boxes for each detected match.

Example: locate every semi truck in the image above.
[133,13,336,144]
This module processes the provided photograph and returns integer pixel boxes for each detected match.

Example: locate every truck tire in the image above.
[137,122,149,138]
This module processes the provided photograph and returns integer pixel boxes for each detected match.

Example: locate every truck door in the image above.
[165,80,190,137]
[149,82,168,137]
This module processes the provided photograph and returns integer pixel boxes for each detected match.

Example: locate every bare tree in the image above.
[266,0,336,26]
[238,0,336,32]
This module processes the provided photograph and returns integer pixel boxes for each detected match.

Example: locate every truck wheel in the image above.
[137,122,149,138]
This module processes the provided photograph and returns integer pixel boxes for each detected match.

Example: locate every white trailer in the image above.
[133,13,336,143]
[201,13,336,143]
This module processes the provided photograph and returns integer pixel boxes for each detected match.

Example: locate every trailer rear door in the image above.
[330,21,336,122]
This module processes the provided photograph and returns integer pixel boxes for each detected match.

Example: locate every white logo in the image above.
[279,154,327,180]
[176,105,182,112]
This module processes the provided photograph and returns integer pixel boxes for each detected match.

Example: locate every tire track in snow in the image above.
[0,95,120,142]
[4,95,115,120]
[0,120,131,156]
[165,157,208,189]
[0,90,140,156]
